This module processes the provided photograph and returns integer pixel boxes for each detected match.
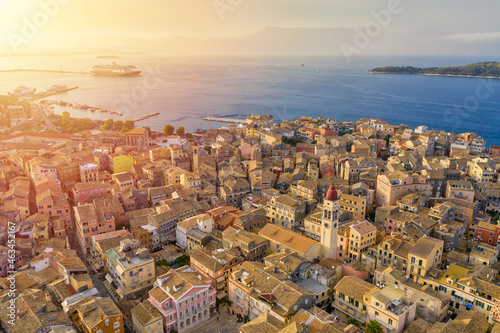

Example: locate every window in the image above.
[105,318,109,326]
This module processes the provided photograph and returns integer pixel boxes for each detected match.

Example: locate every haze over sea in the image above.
[0,54,499,146]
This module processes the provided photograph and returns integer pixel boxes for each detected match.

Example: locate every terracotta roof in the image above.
[259,224,318,254]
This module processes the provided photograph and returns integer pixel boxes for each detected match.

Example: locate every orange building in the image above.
[376,171,431,207]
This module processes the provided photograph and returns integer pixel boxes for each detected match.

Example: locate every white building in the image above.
[176,214,214,249]
[79,163,99,183]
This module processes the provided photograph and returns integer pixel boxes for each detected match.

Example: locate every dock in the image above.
[25,86,79,102]
[203,117,247,124]
[129,112,160,122]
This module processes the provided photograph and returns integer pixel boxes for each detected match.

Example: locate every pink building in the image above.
[36,189,72,227]
[149,267,217,333]
[72,182,108,205]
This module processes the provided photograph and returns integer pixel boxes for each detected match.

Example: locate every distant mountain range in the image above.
[2,26,500,56]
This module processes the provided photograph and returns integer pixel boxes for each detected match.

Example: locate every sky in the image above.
[1,0,499,54]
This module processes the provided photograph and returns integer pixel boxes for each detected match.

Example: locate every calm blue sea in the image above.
[0,54,499,146]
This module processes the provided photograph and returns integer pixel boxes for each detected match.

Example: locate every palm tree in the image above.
[365,320,383,333]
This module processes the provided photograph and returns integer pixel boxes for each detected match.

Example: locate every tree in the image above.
[176,126,185,137]
[123,120,135,131]
[102,118,114,130]
[185,132,193,139]
[347,318,361,327]
[366,320,383,333]
[113,120,123,131]
[163,124,175,135]
[62,111,70,120]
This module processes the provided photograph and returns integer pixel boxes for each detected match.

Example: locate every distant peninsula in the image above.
[97,55,120,59]
[369,61,500,78]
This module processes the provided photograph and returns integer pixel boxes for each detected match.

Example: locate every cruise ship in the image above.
[90,62,141,77]
[8,85,36,97]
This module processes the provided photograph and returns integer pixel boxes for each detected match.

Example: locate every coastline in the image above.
[367,71,500,80]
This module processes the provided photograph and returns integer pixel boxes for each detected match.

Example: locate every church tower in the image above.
[192,142,199,172]
[320,184,340,259]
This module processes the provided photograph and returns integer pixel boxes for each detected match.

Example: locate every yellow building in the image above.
[368,286,416,333]
[348,221,377,261]
[131,300,164,333]
[332,276,378,325]
[32,221,49,242]
[408,237,443,283]
[340,194,367,222]
[70,273,94,292]
[105,239,155,300]
[165,166,186,185]
[110,154,135,174]
[266,195,307,231]
[71,297,124,333]
[57,161,80,183]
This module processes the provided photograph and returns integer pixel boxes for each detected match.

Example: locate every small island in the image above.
[369,61,500,78]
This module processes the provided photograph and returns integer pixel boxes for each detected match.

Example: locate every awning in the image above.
[466,304,472,309]
[105,274,113,283]
[216,276,225,283]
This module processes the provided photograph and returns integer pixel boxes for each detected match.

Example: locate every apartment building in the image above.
[75,204,116,254]
[376,171,431,207]
[467,159,495,183]
[368,286,416,333]
[105,239,155,300]
[266,194,307,230]
[445,180,475,202]
[229,261,314,322]
[190,248,244,296]
[332,276,378,325]
[408,237,444,283]
[80,162,99,183]
[348,221,377,261]
[222,227,268,261]
[131,300,164,333]
[340,194,367,222]
[71,297,124,333]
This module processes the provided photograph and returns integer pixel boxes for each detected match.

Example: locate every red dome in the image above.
[326,185,338,201]
[193,142,198,146]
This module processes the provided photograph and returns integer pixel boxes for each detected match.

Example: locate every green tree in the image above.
[163,124,175,135]
[185,132,193,139]
[366,320,383,333]
[176,126,185,137]
[113,120,124,131]
[62,111,71,120]
[347,318,361,327]
[102,118,114,130]
[123,120,135,131]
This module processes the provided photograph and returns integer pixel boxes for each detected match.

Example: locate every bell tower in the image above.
[320,184,340,259]
[192,142,199,172]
